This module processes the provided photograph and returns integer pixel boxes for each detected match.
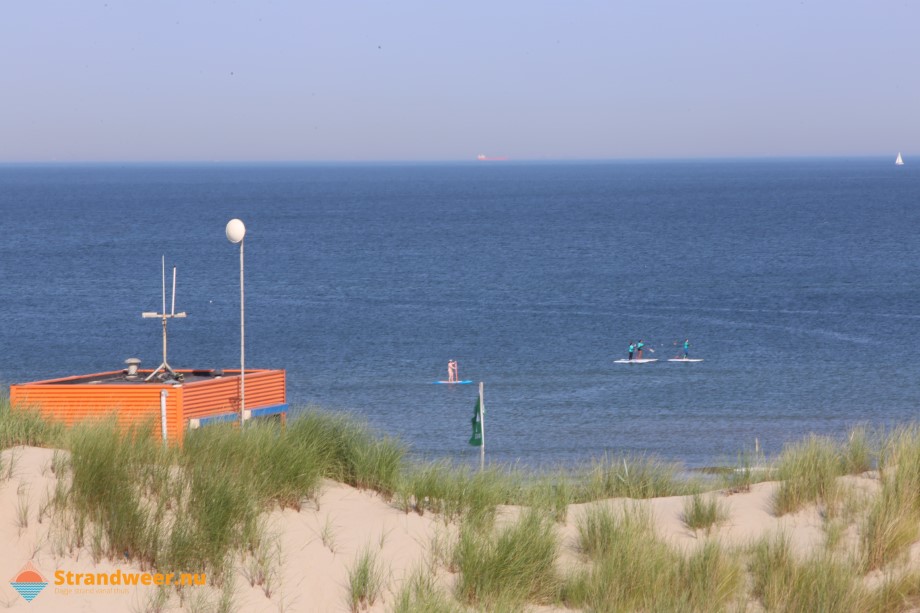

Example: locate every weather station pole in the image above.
[226,219,247,427]
[142,256,187,382]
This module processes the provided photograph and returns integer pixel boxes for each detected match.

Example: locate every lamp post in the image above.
[226,219,246,427]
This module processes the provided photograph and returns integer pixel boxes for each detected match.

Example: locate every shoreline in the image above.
[3,409,920,611]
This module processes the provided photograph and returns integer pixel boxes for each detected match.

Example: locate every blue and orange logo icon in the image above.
[10,561,48,602]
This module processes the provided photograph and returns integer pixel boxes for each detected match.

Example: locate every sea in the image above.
[1,158,918,469]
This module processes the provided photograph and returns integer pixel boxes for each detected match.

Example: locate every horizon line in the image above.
[0,153,909,166]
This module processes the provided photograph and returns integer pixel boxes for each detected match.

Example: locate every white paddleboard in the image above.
[614,358,658,364]
[667,358,703,363]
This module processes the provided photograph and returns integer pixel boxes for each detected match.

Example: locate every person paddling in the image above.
[683,339,690,359]
[628,342,635,361]
[636,339,645,360]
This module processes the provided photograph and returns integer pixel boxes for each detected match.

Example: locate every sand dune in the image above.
[0,446,887,612]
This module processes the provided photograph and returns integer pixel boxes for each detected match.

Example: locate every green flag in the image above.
[468,396,482,446]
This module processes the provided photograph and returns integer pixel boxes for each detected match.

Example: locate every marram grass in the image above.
[682,492,728,533]
[773,428,880,516]
[346,546,385,613]
[12,402,920,611]
[55,411,408,579]
[860,426,920,571]
[749,532,865,613]
[399,461,514,524]
[582,453,690,500]
[773,435,845,515]
[392,566,462,613]
[454,508,560,608]
[565,504,742,612]
[0,397,64,449]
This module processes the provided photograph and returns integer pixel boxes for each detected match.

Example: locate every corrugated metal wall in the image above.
[9,382,183,440]
[182,370,286,420]
[9,369,286,442]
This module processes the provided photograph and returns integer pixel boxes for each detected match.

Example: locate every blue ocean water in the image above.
[1,159,919,468]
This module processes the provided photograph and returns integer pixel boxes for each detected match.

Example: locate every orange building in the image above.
[9,365,287,442]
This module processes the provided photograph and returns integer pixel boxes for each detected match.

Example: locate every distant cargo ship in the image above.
[477,154,508,161]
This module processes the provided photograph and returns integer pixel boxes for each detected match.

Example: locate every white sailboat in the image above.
[896,152,904,166]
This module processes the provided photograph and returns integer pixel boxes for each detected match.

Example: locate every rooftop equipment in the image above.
[142,256,187,382]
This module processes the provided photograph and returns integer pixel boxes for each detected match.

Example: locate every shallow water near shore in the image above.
[1,158,919,468]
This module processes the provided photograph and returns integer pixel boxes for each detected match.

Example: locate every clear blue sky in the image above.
[2,1,917,162]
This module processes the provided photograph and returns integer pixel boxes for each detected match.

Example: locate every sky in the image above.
[1,1,918,162]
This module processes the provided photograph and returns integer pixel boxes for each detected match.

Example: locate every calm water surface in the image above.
[1,159,919,468]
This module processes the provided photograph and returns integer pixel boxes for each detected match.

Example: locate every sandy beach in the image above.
[2,444,904,612]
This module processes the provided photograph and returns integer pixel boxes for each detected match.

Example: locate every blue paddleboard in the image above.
[433,380,474,384]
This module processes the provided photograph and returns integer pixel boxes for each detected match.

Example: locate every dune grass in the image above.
[842,425,874,475]
[67,418,166,563]
[860,426,920,571]
[861,481,919,571]
[862,569,920,613]
[773,429,879,517]
[749,532,865,613]
[287,410,406,499]
[398,461,524,527]
[454,508,560,608]
[519,471,577,523]
[0,397,63,449]
[722,448,772,493]
[397,453,692,531]
[51,411,408,580]
[346,546,385,613]
[582,453,690,500]
[773,435,846,515]
[12,401,920,611]
[391,566,462,613]
[565,504,742,612]
[682,492,728,533]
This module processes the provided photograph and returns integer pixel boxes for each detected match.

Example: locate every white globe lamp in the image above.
[226,218,246,426]
[226,219,246,244]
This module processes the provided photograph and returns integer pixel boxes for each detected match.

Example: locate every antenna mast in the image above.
[142,256,187,381]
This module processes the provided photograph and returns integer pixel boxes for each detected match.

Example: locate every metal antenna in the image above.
[143,256,187,381]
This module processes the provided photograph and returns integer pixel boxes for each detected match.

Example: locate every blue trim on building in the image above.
[250,403,288,418]
[193,403,288,427]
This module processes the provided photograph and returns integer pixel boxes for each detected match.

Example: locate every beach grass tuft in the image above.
[773,435,845,515]
[286,410,406,497]
[858,426,920,571]
[583,453,688,501]
[566,504,742,612]
[15,482,30,531]
[0,397,64,450]
[454,508,559,608]
[749,532,864,612]
[842,425,875,475]
[723,448,771,493]
[677,540,744,612]
[862,569,920,613]
[58,411,409,579]
[392,566,461,613]
[400,461,513,524]
[346,546,385,612]
[67,418,162,562]
[682,492,727,533]
[861,480,919,571]
[521,471,575,523]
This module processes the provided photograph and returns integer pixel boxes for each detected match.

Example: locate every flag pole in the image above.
[479,381,485,471]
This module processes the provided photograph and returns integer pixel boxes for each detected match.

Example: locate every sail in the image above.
[896,152,904,165]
